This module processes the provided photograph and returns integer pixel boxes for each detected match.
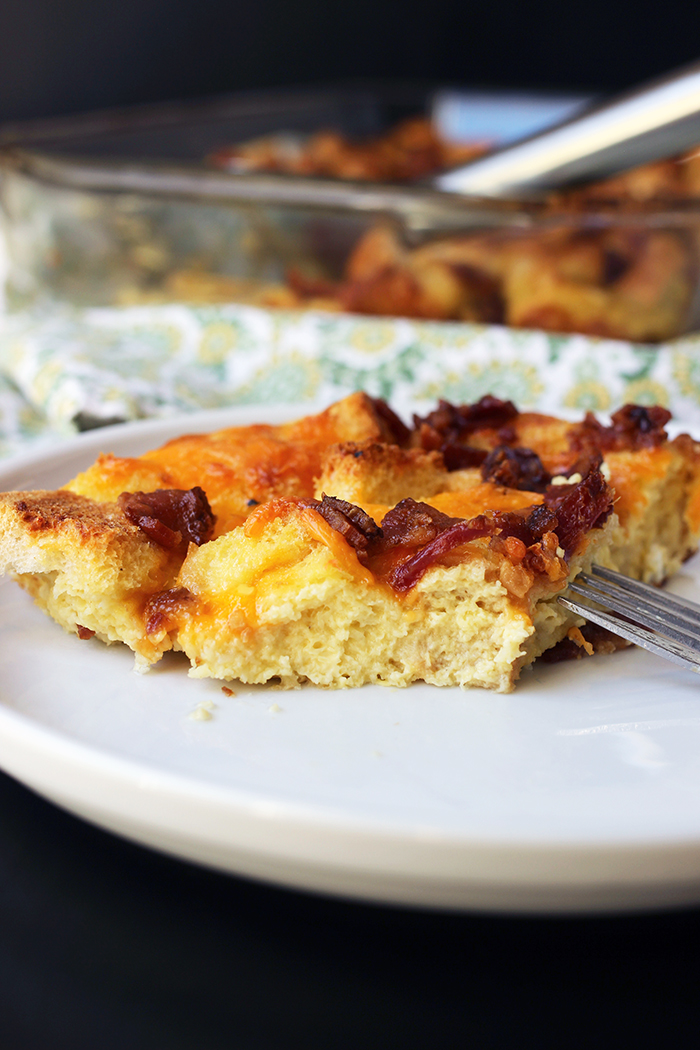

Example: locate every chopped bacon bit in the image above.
[370,397,412,446]
[442,445,488,470]
[564,448,604,480]
[495,530,568,597]
[454,395,518,431]
[540,622,628,662]
[571,404,671,453]
[503,536,527,563]
[522,531,567,582]
[76,624,95,640]
[414,396,519,442]
[481,445,551,492]
[497,423,517,445]
[499,559,534,598]
[373,499,463,552]
[119,487,215,551]
[300,494,382,564]
[221,685,235,697]
[387,517,494,591]
[413,397,519,471]
[488,504,559,547]
[544,469,613,556]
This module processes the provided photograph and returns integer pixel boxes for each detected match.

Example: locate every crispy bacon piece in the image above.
[571,404,671,453]
[414,396,518,441]
[118,487,215,551]
[370,397,412,446]
[386,517,493,591]
[544,469,613,556]
[301,494,383,563]
[385,502,558,592]
[442,445,488,470]
[299,469,612,592]
[488,504,560,547]
[481,445,551,492]
[564,448,604,480]
[413,396,519,470]
[373,499,464,552]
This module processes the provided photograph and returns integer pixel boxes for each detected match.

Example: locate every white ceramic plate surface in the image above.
[2,407,700,914]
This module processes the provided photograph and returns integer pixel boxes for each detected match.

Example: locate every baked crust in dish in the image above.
[149,221,699,344]
[168,125,700,342]
[208,116,487,182]
[1,395,699,691]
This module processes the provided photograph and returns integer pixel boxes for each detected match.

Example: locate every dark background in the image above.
[1,2,700,1047]
[0,0,698,123]
[2,767,699,1050]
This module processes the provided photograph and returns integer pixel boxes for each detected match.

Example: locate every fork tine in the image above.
[567,576,700,648]
[558,594,700,674]
[558,564,700,674]
[590,564,700,617]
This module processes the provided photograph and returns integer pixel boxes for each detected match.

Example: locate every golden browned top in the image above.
[0,488,182,599]
[2,489,132,538]
[66,393,395,535]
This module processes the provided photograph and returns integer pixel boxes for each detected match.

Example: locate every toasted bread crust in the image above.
[316,441,447,505]
[5,489,134,537]
[0,490,182,665]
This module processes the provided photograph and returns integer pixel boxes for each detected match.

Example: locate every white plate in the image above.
[3,406,700,914]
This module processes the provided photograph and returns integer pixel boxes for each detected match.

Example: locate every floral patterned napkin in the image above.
[0,372,55,460]
[2,300,700,460]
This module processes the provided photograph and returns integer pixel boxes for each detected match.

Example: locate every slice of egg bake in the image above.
[1,394,699,692]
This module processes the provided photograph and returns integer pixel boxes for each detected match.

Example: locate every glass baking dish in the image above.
[1,82,699,344]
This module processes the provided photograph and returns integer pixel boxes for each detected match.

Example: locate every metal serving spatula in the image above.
[435,59,700,198]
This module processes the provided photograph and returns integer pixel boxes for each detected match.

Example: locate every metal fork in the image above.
[558,565,700,674]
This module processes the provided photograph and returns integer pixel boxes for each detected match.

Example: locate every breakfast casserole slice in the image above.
[0,394,699,690]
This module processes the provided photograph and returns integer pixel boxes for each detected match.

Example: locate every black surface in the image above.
[0,766,698,1050]
[0,0,698,123]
